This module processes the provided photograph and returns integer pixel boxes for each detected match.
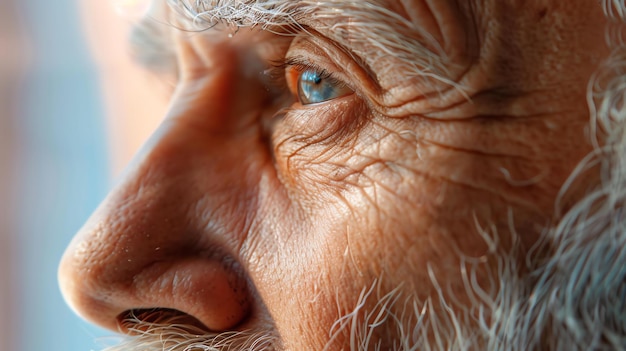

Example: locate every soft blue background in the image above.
[15,0,115,349]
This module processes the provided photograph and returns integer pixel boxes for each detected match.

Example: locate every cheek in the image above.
[265,114,569,270]
[260,93,589,347]
[244,205,356,349]
[249,171,499,350]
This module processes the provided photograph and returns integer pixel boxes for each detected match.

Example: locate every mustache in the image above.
[100,309,278,351]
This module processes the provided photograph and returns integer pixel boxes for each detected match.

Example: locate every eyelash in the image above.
[285,57,334,79]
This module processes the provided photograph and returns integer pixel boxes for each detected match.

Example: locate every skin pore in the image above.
[59,0,626,350]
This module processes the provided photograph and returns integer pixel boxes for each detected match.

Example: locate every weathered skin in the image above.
[59,1,611,349]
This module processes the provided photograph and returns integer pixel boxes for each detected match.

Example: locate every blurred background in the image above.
[2,0,110,349]
[1,0,165,350]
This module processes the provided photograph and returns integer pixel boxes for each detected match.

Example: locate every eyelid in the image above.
[263,35,366,109]
[264,38,369,142]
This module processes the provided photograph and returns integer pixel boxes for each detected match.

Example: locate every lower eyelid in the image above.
[288,94,359,129]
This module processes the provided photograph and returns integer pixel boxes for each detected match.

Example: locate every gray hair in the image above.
[166,0,457,88]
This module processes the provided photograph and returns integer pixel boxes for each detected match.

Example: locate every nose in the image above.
[59,39,270,332]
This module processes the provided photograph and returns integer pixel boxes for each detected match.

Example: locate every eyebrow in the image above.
[168,0,451,82]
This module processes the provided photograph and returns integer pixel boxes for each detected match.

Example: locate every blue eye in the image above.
[297,69,353,105]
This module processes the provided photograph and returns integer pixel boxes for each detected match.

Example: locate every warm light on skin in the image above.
[60,1,626,350]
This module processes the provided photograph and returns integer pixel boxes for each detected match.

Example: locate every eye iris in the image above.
[297,70,336,105]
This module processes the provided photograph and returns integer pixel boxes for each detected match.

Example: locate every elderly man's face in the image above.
[59,1,622,350]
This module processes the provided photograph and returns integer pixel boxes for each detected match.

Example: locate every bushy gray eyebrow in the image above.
[166,0,454,85]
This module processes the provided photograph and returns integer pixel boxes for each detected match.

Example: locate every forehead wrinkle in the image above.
[167,0,453,85]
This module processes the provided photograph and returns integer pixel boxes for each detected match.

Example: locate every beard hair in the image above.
[100,1,626,350]
[98,310,278,351]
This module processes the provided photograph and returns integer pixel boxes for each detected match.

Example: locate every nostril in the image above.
[117,308,211,335]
